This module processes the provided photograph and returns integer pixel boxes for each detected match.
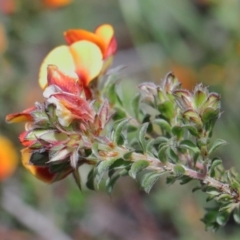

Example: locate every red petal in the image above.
[6,107,35,123]
[53,93,94,121]
[47,65,82,95]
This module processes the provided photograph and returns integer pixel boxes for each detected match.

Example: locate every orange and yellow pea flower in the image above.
[39,24,117,89]
[21,148,72,183]
[0,135,18,181]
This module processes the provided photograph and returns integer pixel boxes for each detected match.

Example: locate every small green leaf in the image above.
[158,101,175,120]
[72,168,81,191]
[182,124,199,137]
[123,151,133,160]
[129,160,149,179]
[173,164,185,177]
[141,171,165,193]
[179,176,192,185]
[113,118,130,145]
[194,89,207,108]
[138,123,149,153]
[154,119,171,134]
[216,212,230,226]
[233,206,240,224]
[131,94,141,120]
[172,126,184,139]
[210,158,222,177]
[179,140,199,154]
[86,168,96,190]
[166,175,177,185]
[208,139,227,155]
[166,148,179,163]
[158,145,168,163]
[201,107,219,124]
[96,159,116,185]
[106,169,128,194]
[183,109,202,125]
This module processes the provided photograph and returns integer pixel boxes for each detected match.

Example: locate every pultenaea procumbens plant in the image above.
[6,24,240,230]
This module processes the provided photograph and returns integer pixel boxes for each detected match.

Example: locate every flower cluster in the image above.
[6,24,116,183]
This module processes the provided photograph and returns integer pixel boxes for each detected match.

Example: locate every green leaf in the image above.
[153,119,172,134]
[233,206,240,224]
[158,100,175,120]
[131,94,141,120]
[123,151,133,160]
[173,164,185,177]
[166,175,177,185]
[113,118,130,145]
[138,123,149,153]
[208,139,227,155]
[210,158,222,177]
[179,176,192,185]
[179,140,199,154]
[166,148,179,163]
[86,168,96,190]
[112,107,127,121]
[216,212,230,226]
[182,124,199,137]
[72,168,81,191]
[106,169,128,194]
[194,89,207,108]
[158,145,168,163]
[172,126,184,139]
[201,107,219,124]
[96,159,116,185]
[129,160,149,179]
[141,172,165,193]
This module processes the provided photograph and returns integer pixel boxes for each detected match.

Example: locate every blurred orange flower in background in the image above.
[39,24,117,89]
[0,0,16,15]
[0,135,18,181]
[42,0,72,8]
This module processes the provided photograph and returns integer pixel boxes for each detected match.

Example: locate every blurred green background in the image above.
[1,0,240,239]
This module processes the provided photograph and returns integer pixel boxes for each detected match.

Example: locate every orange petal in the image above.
[64,29,106,55]
[39,45,75,89]
[0,135,18,181]
[6,107,35,123]
[69,41,103,85]
[95,24,116,57]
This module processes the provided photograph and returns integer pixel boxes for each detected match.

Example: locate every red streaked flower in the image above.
[39,24,117,90]
[6,65,112,185]
[39,40,103,89]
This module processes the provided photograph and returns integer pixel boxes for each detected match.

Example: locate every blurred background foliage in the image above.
[1,0,240,239]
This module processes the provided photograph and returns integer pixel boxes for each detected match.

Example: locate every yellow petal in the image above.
[95,24,114,49]
[39,45,75,89]
[69,40,103,85]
